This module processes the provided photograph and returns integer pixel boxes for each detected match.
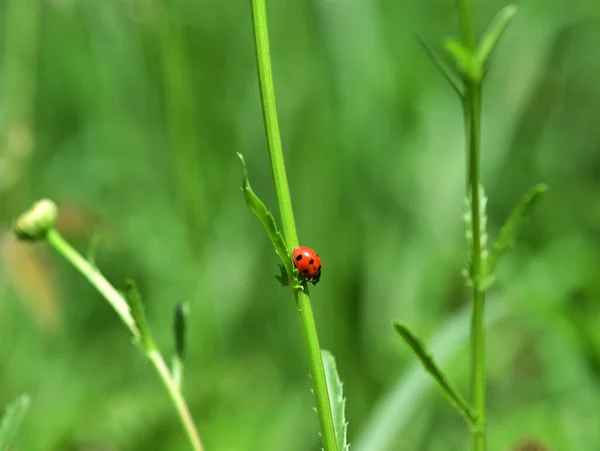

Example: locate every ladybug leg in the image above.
[292,281,305,291]
[310,269,321,286]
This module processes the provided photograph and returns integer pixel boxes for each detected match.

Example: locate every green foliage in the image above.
[444,37,482,81]
[416,35,462,97]
[172,302,189,389]
[237,152,293,284]
[173,302,189,362]
[125,279,156,353]
[393,322,478,427]
[0,1,597,450]
[489,184,549,273]
[0,394,30,451]
[476,5,518,68]
[322,351,349,451]
[354,304,507,451]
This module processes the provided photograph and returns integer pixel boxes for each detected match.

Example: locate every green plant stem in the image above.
[250,0,296,245]
[456,0,486,449]
[45,229,204,451]
[249,1,337,450]
[148,351,204,451]
[46,229,139,337]
[468,82,485,451]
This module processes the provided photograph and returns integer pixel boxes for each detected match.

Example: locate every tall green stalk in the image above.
[457,0,486,448]
[249,1,337,449]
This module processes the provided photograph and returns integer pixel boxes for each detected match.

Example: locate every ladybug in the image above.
[292,246,322,285]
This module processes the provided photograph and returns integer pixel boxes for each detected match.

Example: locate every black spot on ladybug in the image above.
[295,255,303,261]
[309,259,314,265]
[303,269,309,274]
[317,265,321,272]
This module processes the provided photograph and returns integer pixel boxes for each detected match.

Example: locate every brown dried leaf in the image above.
[0,228,62,332]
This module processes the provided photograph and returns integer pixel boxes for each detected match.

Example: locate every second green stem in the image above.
[457,0,486,448]
[467,81,485,451]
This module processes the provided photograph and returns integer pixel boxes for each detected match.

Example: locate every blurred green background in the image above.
[1,0,600,450]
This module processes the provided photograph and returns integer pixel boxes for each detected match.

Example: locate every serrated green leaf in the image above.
[124,279,155,353]
[415,34,463,98]
[393,322,478,427]
[444,37,482,81]
[237,152,294,281]
[0,394,30,451]
[322,350,349,451]
[476,5,518,67]
[489,183,548,273]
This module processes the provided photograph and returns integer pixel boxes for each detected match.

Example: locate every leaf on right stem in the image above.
[322,350,349,451]
[393,322,478,427]
[488,183,548,274]
[444,37,482,82]
[0,394,30,451]
[415,34,463,98]
[476,5,518,68]
[237,153,293,280]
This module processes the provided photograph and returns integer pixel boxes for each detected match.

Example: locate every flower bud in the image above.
[13,199,58,241]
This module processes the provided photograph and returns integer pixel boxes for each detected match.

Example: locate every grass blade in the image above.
[393,321,478,426]
[476,5,518,67]
[322,350,349,451]
[237,152,293,280]
[0,394,31,451]
[489,183,548,273]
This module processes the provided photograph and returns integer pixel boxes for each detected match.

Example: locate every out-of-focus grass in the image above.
[1,0,600,450]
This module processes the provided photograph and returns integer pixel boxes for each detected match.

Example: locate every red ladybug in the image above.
[292,246,322,285]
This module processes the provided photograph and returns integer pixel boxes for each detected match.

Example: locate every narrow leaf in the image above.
[415,34,463,98]
[173,302,188,360]
[237,153,293,280]
[489,183,548,273]
[354,303,506,451]
[476,5,518,67]
[444,37,481,81]
[172,302,189,389]
[0,394,30,451]
[393,321,478,426]
[125,279,155,352]
[322,350,349,451]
